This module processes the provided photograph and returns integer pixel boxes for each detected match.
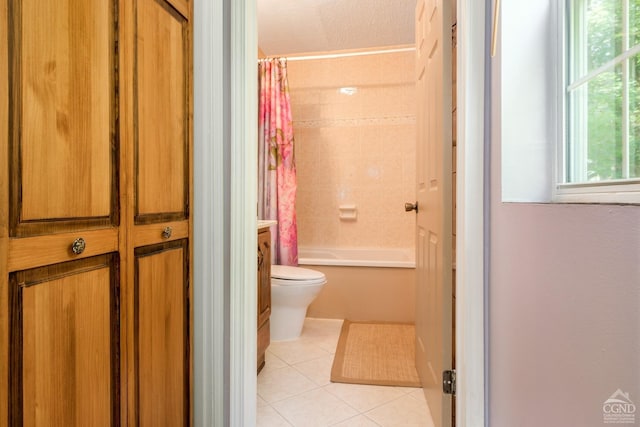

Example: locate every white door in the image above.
[413,0,453,426]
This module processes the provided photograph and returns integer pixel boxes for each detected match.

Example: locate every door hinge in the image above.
[443,369,456,395]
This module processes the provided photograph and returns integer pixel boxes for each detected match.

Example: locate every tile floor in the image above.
[257,318,435,427]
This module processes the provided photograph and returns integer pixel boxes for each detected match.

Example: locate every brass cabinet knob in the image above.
[162,226,173,239]
[71,237,86,255]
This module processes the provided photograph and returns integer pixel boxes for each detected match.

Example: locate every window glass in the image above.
[581,0,623,75]
[632,1,640,48]
[569,65,624,181]
[566,0,640,184]
[630,55,640,178]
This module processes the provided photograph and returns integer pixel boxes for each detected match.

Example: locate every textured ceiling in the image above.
[257,0,416,56]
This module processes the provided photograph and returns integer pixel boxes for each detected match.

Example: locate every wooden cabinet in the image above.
[257,228,271,373]
[0,0,193,424]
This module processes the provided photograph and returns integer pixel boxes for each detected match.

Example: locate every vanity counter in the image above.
[257,219,277,230]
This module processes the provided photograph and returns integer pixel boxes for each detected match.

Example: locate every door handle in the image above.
[404,202,418,213]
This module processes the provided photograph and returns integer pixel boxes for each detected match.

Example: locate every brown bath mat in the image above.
[330,320,421,387]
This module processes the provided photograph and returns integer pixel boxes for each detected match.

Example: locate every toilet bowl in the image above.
[270,265,327,341]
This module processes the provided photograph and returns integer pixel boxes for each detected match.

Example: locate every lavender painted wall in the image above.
[490,150,640,425]
[492,2,640,423]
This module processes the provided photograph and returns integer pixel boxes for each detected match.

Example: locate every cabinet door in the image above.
[257,230,271,328]
[257,229,271,373]
[128,0,193,424]
[1,0,120,424]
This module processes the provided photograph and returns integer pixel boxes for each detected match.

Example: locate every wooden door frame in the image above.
[192,0,487,426]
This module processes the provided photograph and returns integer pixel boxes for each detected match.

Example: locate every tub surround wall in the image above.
[306,265,415,323]
[287,51,416,252]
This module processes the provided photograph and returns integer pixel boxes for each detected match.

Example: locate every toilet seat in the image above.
[271,265,326,286]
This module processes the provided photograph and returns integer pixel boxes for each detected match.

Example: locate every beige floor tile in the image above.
[406,388,428,403]
[303,333,341,354]
[324,383,406,413]
[260,350,288,374]
[257,366,319,404]
[293,354,335,386]
[271,388,359,427]
[268,338,331,365]
[364,394,434,427]
[399,387,424,396]
[301,318,344,337]
[257,394,269,408]
[257,405,294,427]
[331,414,381,426]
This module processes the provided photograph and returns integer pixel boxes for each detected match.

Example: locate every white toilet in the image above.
[270,265,327,341]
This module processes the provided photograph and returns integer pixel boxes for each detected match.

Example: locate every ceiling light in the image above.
[339,87,358,96]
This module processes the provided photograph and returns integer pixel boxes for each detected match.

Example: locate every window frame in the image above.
[554,0,640,204]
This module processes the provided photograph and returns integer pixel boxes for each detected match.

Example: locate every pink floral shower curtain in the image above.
[258,58,298,266]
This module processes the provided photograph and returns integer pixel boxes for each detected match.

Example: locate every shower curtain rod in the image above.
[260,46,415,62]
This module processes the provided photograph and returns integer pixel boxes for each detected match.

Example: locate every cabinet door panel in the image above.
[257,230,271,327]
[135,240,189,426]
[257,229,271,373]
[135,0,188,223]
[9,0,118,237]
[9,254,120,426]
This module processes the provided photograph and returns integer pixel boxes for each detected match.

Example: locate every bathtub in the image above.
[297,247,416,323]
[298,247,415,268]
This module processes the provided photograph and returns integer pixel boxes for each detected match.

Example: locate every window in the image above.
[559,0,640,202]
